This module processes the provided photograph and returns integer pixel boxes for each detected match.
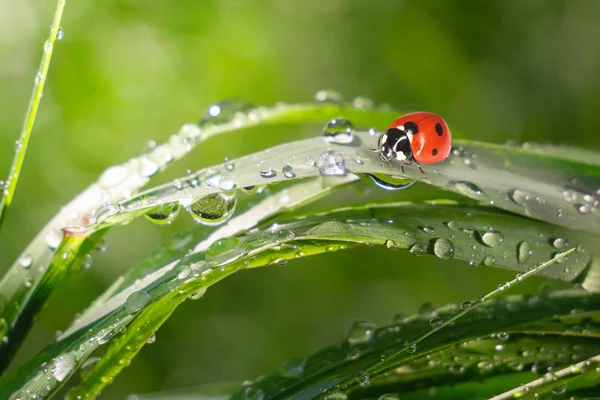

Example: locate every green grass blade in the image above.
[0,0,65,232]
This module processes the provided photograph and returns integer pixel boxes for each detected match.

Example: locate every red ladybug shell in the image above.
[389,112,452,164]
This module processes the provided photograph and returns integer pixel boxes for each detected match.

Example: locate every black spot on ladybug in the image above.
[435,123,443,136]
[404,121,418,134]
[432,148,439,156]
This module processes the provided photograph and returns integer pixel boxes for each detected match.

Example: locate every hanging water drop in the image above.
[429,316,443,328]
[517,241,532,264]
[323,118,354,144]
[346,321,376,345]
[206,237,249,265]
[366,174,415,191]
[144,203,180,225]
[385,239,398,250]
[188,192,236,226]
[317,151,346,176]
[433,238,454,259]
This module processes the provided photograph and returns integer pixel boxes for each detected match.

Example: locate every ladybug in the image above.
[374,112,452,173]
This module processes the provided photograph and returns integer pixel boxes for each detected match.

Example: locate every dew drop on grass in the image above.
[420,226,434,234]
[483,255,495,266]
[82,254,93,270]
[125,291,151,314]
[497,332,510,341]
[273,228,295,243]
[282,164,295,178]
[177,265,191,280]
[146,333,156,344]
[461,301,472,310]
[20,254,33,269]
[258,161,276,178]
[205,237,248,265]
[314,89,344,104]
[406,342,417,353]
[444,221,457,230]
[323,118,354,144]
[218,175,236,191]
[224,159,235,171]
[52,353,76,382]
[46,229,63,250]
[433,238,454,259]
[351,153,364,165]
[144,202,180,225]
[509,189,530,205]
[188,192,236,226]
[552,384,567,395]
[278,357,307,378]
[552,237,567,249]
[477,231,504,248]
[346,321,376,345]
[409,242,427,255]
[495,344,505,352]
[429,316,443,328]
[241,384,265,400]
[325,393,348,400]
[304,155,316,166]
[450,181,484,198]
[56,27,64,40]
[95,203,122,223]
[199,99,254,126]
[355,369,370,386]
[188,288,207,300]
[517,241,532,264]
[385,239,398,250]
[317,151,346,176]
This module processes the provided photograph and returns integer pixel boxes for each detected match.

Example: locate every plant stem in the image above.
[0,0,66,233]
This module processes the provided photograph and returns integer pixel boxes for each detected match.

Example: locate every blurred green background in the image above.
[1,0,600,398]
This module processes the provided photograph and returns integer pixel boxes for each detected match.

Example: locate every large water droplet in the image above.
[517,241,532,264]
[218,175,236,191]
[144,203,180,225]
[200,99,254,126]
[205,237,249,265]
[508,189,531,206]
[346,321,376,345]
[314,90,344,104]
[551,237,567,249]
[477,231,504,248]
[323,118,354,144]
[317,151,346,176]
[188,192,236,226]
[46,229,63,250]
[366,174,415,191]
[432,238,454,259]
[125,291,151,314]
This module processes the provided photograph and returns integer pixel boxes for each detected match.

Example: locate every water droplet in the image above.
[351,153,364,165]
[188,192,236,226]
[433,238,454,259]
[497,332,510,341]
[346,321,376,345]
[509,189,530,205]
[46,229,63,250]
[224,159,235,171]
[278,357,307,378]
[420,226,434,234]
[177,265,191,280]
[483,255,495,266]
[56,27,64,40]
[273,228,295,243]
[552,384,567,395]
[450,181,484,198]
[188,288,207,300]
[324,393,348,400]
[323,118,354,144]
[82,254,93,270]
[20,254,33,269]
[314,90,344,104]
[94,203,122,223]
[282,164,295,178]
[552,237,567,249]
[257,161,276,178]
[199,99,254,126]
[354,369,370,386]
[461,301,472,310]
[206,237,249,265]
[146,333,156,344]
[495,344,505,352]
[385,239,398,250]
[406,343,417,353]
[444,221,457,230]
[517,241,532,264]
[377,395,399,400]
[477,231,504,248]
[409,242,427,255]
[429,316,443,328]
[218,175,236,191]
[366,174,415,191]
[144,203,180,225]
[317,151,346,176]
[52,353,76,382]
[125,291,151,314]
[304,156,316,166]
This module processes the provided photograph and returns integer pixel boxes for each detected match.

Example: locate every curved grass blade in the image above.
[0,0,66,231]
[3,200,594,399]
[0,100,403,370]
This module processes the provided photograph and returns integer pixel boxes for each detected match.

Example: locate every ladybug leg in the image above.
[416,162,425,174]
